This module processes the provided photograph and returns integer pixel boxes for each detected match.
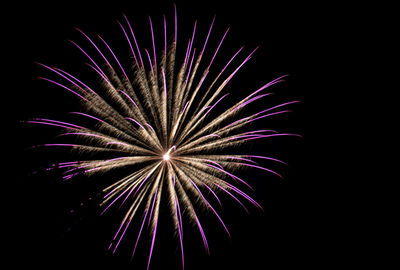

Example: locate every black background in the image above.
[8,0,348,269]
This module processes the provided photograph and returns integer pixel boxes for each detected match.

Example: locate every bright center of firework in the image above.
[162,146,175,161]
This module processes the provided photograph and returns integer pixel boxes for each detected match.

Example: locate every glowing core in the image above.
[163,153,170,161]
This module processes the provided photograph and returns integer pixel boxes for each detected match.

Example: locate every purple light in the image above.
[243,133,303,141]
[38,77,88,101]
[75,28,113,71]
[218,47,258,88]
[215,183,248,213]
[117,19,139,69]
[55,68,98,96]
[37,63,89,96]
[25,120,80,130]
[254,100,301,116]
[245,74,289,100]
[190,180,230,238]
[144,48,154,76]
[145,123,156,133]
[206,163,253,191]
[148,190,158,225]
[183,39,191,68]
[185,21,197,69]
[149,16,157,74]
[85,63,113,87]
[185,48,196,83]
[125,117,144,129]
[147,217,159,270]
[181,101,189,115]
[69,40,106,78]
[98,35,131,83]
[58,161,80,168]
[245,155,288,165]
[208,27,230,69]
[203,183,222,207]
[243,129,277,134]
[205,160,224,170]
[227,156,258,164]
[34,118,84,129]
[232,93,272,112]
[200,15,215,58]
[205,93,229,116]
[43,143,79,147]
[226,183,262,210]
[193,210,209,255]
[123,14,145,69]
[175,197,183,236]
[62,173,79,181]
[132,208,149,259]
[212,46,244,83]
[223,117,248,129]
[70,112,106,124]
[100,186,132,215]
[64,164,91,174]
[236,163,283,179]
[175,197,184,269]
[112,216,133,254]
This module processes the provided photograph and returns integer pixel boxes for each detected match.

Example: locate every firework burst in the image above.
[27,6,300,269]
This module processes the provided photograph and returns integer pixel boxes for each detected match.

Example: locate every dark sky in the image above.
[8,0,343,269]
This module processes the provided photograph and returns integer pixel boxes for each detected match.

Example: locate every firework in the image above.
[27,6,300,269]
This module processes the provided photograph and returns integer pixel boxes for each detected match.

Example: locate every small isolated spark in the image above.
[27,5,300,269]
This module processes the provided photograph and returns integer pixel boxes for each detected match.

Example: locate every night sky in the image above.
[9,0,337,269]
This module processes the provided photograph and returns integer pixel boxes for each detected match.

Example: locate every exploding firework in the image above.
[27,6,300,269]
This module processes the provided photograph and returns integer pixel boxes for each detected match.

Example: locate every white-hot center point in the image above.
[163,153,170,161]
